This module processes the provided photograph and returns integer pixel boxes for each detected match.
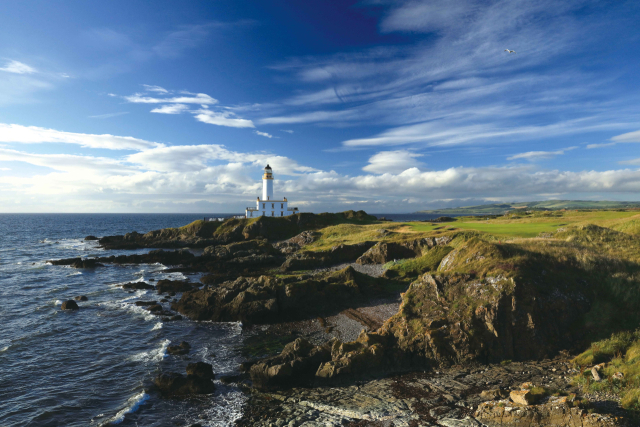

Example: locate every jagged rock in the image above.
[146,304,163,312]
[356,242,419,264]
[509,390,534,405]
[154,362,215,396]
[173,266,390,324]
[480,389,509,400]
[273,231,318,254]
[134,300,157,306]
[250,338,332,390]
[156,280,195,294]
[48,257,103,268]
[122,282,155,290]
[167,341,191,355]
[84,235,99,241]
[281,241,375,272]
[61,300,79,310]
[74,295,88,301]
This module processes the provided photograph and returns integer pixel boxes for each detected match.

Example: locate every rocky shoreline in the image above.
[47,211,638,426]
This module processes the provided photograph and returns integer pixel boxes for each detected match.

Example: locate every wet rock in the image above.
[146,304,163,312]
[134,300,157,306]
[167,341,191,355]
[84,235,99,240]
[74,295,88,301]
[48,257,103,268]
[154,362,215,396]
[61,300,79,310]
[156,280,195,294]
[122,282,155,290]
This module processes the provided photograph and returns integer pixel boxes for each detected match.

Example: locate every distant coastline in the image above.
[417,200,640,215]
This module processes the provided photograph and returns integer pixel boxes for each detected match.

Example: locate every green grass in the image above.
[384,245,454,279]
[419,200,640,215]
[572,330,640,411]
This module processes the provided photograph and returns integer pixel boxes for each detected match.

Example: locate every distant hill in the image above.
[418,200,640,215]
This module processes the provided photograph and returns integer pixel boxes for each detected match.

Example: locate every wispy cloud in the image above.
[193,109,255,128]
[150,104,189,114]
[611,130,640,143]
[89,112,129,119]
[142,84,169,93]
[255,130,274,138]
[124,92,217,104]
[281,130,294,134]
[0,123,162,150]
[0,60,37,74]
[0,167,10,171]
[507,147,576,161]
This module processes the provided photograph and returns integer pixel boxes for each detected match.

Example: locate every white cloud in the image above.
[0,167,10,171]
[124,93,217,104]
[281,130,294,134]
[363,150,425,174]
[507,147,576,161]
[611,130,640,143]
[89,112,129,119]
[150,104,189,114]
[255,130,274,138]
[0,60,36,74]
[587,142,616,149]
[142,84,169,93]
[619,158,640,166]
[193,109,255,128]
[0,124,162,150]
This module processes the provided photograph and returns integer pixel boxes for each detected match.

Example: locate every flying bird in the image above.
[505,49,516,54]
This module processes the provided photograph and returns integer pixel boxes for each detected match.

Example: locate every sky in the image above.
[1,0,640,213]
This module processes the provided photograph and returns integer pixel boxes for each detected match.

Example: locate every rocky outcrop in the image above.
[122,282,155,290]
[48,257,103,268]
[249,338,332,390]
[74,295,88,301]
[156,280,195,294]
[167,341,191,355]
[280,241,376,272]
[154,362,215,396]
[84,235,99,241]
[61,300,79,310]
[273,231,318,254]
[134,300,157,306]
[356,242,420,264]
[172,266,391,324]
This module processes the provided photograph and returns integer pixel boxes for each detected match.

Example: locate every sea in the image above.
[0,213,447,427]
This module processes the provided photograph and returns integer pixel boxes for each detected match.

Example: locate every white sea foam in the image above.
[130,339,170,363]
[67,271,82,276]
[0,345,9,353]
[102,391,149,425]
[151,322,163,331]
[54,300,62,305]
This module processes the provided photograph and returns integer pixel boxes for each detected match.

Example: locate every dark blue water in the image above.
[0,214,246,427]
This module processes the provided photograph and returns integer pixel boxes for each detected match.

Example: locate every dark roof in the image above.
[265,164,272,170]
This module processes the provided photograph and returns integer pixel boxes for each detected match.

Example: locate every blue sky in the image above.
[1,0,640,213]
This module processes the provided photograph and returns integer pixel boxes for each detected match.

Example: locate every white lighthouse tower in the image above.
[245,165,299,218]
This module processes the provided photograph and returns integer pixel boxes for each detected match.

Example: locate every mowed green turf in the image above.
[407,210,639,238]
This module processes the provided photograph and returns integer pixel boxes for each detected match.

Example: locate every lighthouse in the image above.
[245,165,299,218]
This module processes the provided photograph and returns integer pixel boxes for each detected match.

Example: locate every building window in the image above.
[250,212,253,217]
[262,211,265,216]
[271,203,274,208]
[281,212,283,217]
[271,211,274,216]
[281,203,283,208]
[263,203,265,209]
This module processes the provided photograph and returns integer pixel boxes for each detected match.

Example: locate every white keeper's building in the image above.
[245,165,299,218]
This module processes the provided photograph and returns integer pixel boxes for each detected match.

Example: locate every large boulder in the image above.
[167,341,191,355]
[280,241,375,272]
[154,362,215,396]
[61,300,79,310]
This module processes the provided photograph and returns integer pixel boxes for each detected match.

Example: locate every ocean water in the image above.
[0,214,246,427]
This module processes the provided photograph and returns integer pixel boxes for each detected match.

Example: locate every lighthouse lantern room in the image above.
[245,165,299,218]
